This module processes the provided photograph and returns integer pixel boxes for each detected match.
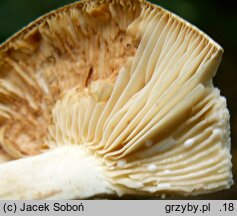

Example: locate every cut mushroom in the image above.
[0,0,233,199]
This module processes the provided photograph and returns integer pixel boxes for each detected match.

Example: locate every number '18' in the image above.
[223,203,234,211]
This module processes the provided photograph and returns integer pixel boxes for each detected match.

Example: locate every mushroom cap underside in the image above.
[0,0,233,196]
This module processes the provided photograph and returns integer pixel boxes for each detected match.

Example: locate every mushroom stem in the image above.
[0,146,114,200]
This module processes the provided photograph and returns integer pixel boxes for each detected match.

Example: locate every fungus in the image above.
[0,0,233,199]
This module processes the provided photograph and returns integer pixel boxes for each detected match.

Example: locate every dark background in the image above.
[0,0,236,199]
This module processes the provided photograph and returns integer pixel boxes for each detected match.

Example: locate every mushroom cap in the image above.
[0,0,233,197]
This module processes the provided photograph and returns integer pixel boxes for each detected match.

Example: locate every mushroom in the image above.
[0,0,233,199]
